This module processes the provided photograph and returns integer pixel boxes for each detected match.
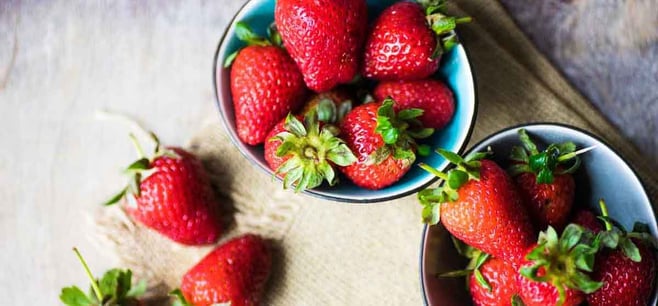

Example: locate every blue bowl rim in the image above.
[419,121,655,305]
[212,0,479,204]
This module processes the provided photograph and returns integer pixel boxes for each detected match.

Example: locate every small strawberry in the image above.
[339,98,434,189]
[172,234,272,306]
[517,225,602,306]
[363,0,470,81]
[418,150,535,264]
[105,133,222,245]
[572,209,604,233]
[264,110,356,191]
[226,22,307,145]
[275,0,368,92]
[509,129,593,230]
[374,79,455,129]
[469,257,520,306]
[586,200,657,306]
[60,248,146,306]
[299,89,354,124]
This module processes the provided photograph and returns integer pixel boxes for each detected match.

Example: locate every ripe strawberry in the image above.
[517,225,602,306]
[299,88,354,124]
[106,133,222,245]
[363,1,470,81]
[173,234,272,306]
[374,79,455,129]
[275,0,367,92]
[339,99,434,189]
[418,151,535,264]
[572,209,604,233]
[226,22,307,145]
[586,200,657,306]
[264,111,356,191]
[509,129,592,230]
[469,257,520,306]
[60,248,145,306]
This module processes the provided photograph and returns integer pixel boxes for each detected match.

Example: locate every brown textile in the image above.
[96,1,657,305]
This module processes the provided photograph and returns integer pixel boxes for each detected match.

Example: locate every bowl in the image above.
[213,0,477,203]
[419,123,657,305]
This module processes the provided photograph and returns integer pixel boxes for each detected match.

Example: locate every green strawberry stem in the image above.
[224,22,282,67]
[509,129,594,184]
[73,247,104,302]
[129,133,146,159]
[598,199,613,231]
[520,225,603,304]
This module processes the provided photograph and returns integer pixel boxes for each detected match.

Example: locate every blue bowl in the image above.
[213,0,477,203]
[419,123,658,305]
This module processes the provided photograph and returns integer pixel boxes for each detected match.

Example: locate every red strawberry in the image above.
[106,134,222,245]
[173,234,272,306]
[264,111,356,191]
[572,209,604,233]
[374,79,455,129]
[339,99,434,189]
[509,129,590,230]
[517,225,602,306]
[469,257,520,306]
[363,1,470,81]
[586,200,657,306]
[275,0,367,92]
[418,151,535,264]
[227,22,307,145]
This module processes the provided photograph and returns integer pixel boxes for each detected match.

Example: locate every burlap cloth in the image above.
[96,1,658,305]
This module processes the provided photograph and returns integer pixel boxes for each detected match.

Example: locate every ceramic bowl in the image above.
[213,0,477,203]
[420,123,657,305]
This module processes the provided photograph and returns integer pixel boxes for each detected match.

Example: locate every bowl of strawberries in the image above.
[213,0,476,202]
[419,123,658,305]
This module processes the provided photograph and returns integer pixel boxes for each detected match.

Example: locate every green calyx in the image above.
[417,148,491,224]
[224,22,281,67]
[440,237,492,291]
[315,97,352,124]
[369,98,434,166]
[594,199,657,262]
[520,225,602,305]
[509,129,594,184]
[60,248,146,306]
[417,0,471,58]
[104,132,179,206]
[271,110,357,192]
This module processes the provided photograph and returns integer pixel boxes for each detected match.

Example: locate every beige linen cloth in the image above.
[96,1,658,305]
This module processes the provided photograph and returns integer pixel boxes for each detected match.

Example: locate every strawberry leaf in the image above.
[60,286,93,306]
[620,238,641,262]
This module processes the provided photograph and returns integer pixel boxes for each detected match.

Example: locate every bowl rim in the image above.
[419,121,655,305]
[212,0,479,203]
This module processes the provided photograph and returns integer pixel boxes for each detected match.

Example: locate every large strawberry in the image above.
[586,200,657,306]
[363,0,470,81]
[374,79,455,129]
[105,133,222,245]
[172,234,272,306]
[509,129,592,230]
[517,225,602,306]
[339,99,434,189]
[226,22,307,145]
[418,150,535,264]
[264,110,356,191]
[60,248,146,306]
[275,0,367,92]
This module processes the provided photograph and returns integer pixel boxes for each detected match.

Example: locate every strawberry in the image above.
[517,225,602,306]
[374,79,455,129]
[275,0,367,92]
[363,1,470,81]
[105,133,222,245]
[572,209,604,233]
[509,129,592,230]
[339,99,434,189]
[264,110,356,191]
[226,22,307,145]
[469,257,520,306]
[60,248,146,306]
[172,234,272,306]
[418,151,535,264]
[299,89,354,124]
[586,200,657,306]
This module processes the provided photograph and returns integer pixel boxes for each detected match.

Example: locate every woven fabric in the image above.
[96,1,658,305]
